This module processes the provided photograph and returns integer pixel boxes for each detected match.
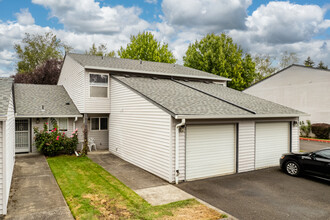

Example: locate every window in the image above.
[90,74,108,98]
[49,118,68,131]
[315,150,330,159]
[91,117,108,130]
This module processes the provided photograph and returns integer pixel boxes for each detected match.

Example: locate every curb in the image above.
[300,137,330,143]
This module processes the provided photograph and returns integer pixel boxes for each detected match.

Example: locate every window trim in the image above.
[48,118,69,131]
[89,73,109,98]
[90,117,108,131]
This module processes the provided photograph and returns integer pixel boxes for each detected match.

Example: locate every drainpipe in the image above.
[175,119,185,184]
[73,116,78,131]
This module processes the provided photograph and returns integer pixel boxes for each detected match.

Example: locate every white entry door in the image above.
[186,124,236,180]
[15,119,30,153]
[255,122,290,169]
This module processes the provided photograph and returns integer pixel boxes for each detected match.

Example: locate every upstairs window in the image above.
[90,74,108,98]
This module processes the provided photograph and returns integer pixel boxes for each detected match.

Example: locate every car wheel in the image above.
[285,161,300,176]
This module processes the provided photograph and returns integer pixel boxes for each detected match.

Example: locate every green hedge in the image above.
[311,123,330,139]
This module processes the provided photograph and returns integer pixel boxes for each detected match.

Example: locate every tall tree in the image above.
[14,32,70,73]
[279,51,299,69]
[85,43,115,57]
[253,54,277,83]
[317,61,328,69]
[118,32,176,63]
[183,33,256,90]
[304,56,315,67]
[13,59,62,85]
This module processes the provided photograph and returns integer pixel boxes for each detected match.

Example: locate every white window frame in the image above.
[48,118,69,131]
[89,73,109,98]
[90,117,108,131]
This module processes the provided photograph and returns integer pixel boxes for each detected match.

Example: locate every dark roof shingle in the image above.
[14,84,81,117]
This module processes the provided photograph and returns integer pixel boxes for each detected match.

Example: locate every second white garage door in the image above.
[256,122,290,169]
[186,124,236,180]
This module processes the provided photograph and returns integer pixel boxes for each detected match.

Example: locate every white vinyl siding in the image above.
[109,79,172,182]
[292,121,300,153]
[57,55,85,112]
[3,93,15,214]
[255,122,290,169]
[85,72,111,113]
[186,124,236,180]
[238,121,255,173]
[0,121,3,213]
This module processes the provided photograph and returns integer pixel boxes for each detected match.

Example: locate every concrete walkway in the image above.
[5,154,73,220]
[88,152,194,206]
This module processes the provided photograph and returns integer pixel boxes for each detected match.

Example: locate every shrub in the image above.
[34,122,79,156]
[299,120,311,137]
[311,123,330,139]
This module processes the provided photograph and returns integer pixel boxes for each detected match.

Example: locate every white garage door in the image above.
[256,122,290,169]
[186,124,236,180]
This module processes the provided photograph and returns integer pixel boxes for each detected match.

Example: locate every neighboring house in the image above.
[14,84,82,153]
[58,53,304,183]
[0,78,15,215]
[244,65,330,124]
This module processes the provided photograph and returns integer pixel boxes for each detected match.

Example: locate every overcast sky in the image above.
[0,0,329,76]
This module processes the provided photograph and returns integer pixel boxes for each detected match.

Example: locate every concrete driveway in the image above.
[177,167,330,220]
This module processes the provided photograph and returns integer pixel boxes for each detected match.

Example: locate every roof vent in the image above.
[124,74,131,78]
[65,102,70,105]
[101,56,104,60]
[152,77,158,80]
[204,81,211,84]
[173,64,176,67]
[140,59,142,64]
[41,105,45,111]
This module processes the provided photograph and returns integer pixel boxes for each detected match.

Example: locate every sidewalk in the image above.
[5,154,73,220]
[88,152,194,206]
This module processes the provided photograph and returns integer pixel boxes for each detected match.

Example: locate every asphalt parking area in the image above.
[177,167,330,220]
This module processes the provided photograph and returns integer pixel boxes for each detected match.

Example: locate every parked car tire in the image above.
[285,161,300,176]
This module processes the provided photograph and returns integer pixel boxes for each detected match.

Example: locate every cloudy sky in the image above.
[0,0,329,76]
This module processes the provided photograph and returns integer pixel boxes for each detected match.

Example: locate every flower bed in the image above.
[34,122,79,156]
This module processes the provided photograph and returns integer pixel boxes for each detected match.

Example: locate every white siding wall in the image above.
[238,121,255,172]
[85,72,111,113]
[0,121,3,213]
[3,93,15,214]
[109,79,172,182]
[31,118,75,153]
[292,121,300,153]
[171,118,185,182]
[58,55,85,112]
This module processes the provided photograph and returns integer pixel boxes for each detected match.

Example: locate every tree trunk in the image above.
[81,113,88,156]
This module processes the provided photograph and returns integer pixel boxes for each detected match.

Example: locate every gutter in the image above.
[85,65,231,82]
[174,113,309,120]
[175,119,185,184]
[15,115,83,118]
[0,115,7,120]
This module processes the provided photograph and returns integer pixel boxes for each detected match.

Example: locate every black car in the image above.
[280,148,330,179]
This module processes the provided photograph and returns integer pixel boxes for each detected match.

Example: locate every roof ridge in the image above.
[172,79,256,114]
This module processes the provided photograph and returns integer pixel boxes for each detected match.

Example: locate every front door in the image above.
[15,119,30,153]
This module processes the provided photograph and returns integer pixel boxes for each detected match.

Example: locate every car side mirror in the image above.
[309,153,316,160]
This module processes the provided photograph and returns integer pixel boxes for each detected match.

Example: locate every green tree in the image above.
[118,32,176,63]
[253,54,277,83]
[85,43,115,57]
[304,56,315,67]
[183,33,256,90]
[317,61,328,69]
[14,32,71,73]
[279,51,299,69]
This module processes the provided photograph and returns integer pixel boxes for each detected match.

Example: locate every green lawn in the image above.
[47,156,224,220]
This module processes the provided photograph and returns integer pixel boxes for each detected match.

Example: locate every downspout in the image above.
[73,116,78,131]
[175,119,185,184]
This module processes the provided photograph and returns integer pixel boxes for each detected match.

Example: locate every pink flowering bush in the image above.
[34,122,79,156]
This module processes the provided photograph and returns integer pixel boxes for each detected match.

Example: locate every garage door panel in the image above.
[256,122,289,169]
[186,124,236,180]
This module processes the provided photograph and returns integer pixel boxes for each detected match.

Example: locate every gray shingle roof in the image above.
[113,76,304,118]
[14,84,81,117]
[68,53,229,81]
[0,77,13,116]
